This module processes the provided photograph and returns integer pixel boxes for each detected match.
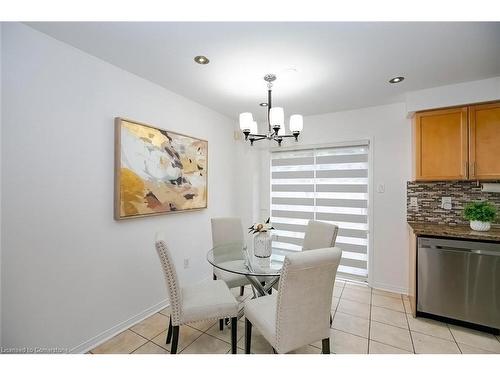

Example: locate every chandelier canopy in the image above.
[239,74,303,146]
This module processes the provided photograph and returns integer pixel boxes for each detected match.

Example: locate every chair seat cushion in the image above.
[244,293,277,347]
[181,280,238,324]
[214,267,249,289]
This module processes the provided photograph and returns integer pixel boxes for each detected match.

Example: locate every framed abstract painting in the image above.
[114,118,208,219]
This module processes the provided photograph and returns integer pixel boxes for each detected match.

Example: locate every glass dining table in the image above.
[207,243,333,326]
[207,243,284,298]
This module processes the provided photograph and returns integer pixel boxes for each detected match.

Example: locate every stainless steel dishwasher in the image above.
[417,237,500,330]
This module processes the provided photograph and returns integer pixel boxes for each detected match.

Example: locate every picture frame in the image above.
[114,117,208,220]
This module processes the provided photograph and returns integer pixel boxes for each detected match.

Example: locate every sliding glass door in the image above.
[270,143,369,281]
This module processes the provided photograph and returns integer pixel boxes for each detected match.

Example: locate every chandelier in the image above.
[239,74,303,146]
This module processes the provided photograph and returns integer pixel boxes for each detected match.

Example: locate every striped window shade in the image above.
[270,143,369,281]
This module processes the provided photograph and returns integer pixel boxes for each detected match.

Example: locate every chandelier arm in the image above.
[279,132,300,141]
[249,134,267,140]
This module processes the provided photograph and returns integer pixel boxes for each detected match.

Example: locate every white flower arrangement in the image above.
[248,217,275,234]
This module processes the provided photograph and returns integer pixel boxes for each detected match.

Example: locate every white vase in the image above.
[253,231,272,258]
[470,220,491,232]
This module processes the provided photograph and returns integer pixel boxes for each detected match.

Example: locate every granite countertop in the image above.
[407,222,500,242]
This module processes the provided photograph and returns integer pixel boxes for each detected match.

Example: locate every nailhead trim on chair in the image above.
[156,240,238,327]
[181,315,236,326]
[155,240,182,326]
[274,256,292,354]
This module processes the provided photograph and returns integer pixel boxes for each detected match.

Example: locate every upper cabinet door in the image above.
[414,107,468,181]
[469,102,500,180]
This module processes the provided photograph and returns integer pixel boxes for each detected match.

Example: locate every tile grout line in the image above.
[448,323,500,353]
[402,304,483,352]
[402,294,416,354]
[369,338,413,353]
[158,310,170,317]
[367,287,374,353]
[204,324,242,344]
[333,281,345,316]
[400,302,462,344]
[131,340,166,354]
[143,319,215,353]
[172,323,213,353]
[447,324,463,354]
[126,328,163,351]
[177,333,203,354]
[331,281,346,354]
[370,306,409,330]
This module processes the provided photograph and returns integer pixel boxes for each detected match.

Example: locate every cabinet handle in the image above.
[471,162,475,177]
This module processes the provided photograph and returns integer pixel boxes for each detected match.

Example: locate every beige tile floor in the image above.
[89,281,500,354]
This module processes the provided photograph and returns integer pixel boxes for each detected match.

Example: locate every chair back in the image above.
[211,217,244,248]
[275,247,342,353]
[302,220,338,250]
[154,233,182,326]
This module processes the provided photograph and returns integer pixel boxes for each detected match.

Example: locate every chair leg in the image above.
[240,285,245,296]
[245,318,252,354]
[214,275,225,330]
[166,316,173,344]
[272,347,277,354]
[170,326,180,354]
[231,317,237,354]
[322,337,330,354]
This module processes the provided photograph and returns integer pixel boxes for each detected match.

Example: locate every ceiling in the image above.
[27,22,500,122]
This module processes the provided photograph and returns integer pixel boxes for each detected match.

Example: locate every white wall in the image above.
[241,103,412,293]
[1,23,238,352]
[405,76,500,114]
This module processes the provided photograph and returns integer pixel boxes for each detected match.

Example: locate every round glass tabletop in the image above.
[207,243,283,277]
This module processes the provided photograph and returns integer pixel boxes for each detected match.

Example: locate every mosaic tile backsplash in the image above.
[407,181,500,225]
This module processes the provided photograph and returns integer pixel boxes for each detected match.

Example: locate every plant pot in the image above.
[470,220,491,232]
[253,231,272,258]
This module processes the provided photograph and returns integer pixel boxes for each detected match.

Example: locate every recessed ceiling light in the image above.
[389,76,404,84]
[259,102,268,107]
[194,55,209,65]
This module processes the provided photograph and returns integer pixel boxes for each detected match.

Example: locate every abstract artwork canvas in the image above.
[114,118,208,219]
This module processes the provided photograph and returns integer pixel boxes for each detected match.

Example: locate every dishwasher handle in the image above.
[471,249,500,256]
[428,245,500,257]
[418,237,500,256]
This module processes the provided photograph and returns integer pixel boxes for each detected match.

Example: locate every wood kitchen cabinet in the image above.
[413,101,500,181]
[414,107,468,181]
[469,102,500,180]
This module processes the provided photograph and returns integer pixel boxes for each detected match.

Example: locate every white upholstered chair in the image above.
[302,220,339,327]
[155,233,239,354]
[244,247,342,354]
[302,220,339,250]
[211,217,250,329]
[272,220,339,305]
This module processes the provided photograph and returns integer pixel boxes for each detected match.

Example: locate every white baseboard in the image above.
[370,281,408,295]
[336,277,408,295]
[70,300,169,354]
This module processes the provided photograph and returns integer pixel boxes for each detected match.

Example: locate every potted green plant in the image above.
[463,201,497,232]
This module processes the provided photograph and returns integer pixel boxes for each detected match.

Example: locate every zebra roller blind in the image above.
[271,143,369,281]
